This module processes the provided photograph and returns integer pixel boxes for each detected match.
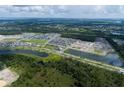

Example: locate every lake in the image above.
[0,50,48,57]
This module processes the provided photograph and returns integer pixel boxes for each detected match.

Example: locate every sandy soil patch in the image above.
[0,80,7,87]
[0,68,19,87]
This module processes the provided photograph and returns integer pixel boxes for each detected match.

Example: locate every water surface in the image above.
[65,49,124,67]
[0,50,48,57]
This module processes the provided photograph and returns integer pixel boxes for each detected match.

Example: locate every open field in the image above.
[21,39,47,45]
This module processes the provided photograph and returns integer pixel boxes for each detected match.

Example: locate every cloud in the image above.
[0,5,124,18]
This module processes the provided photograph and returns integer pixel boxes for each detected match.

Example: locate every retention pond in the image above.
[0,50,48,57]
[65,49,124,67]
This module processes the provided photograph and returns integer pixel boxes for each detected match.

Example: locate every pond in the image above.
[65,49,124,67]
[0,50,48,57]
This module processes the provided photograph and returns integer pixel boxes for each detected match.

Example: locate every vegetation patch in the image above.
[45,44,60,50]
[21,39,47,44]
[3,38,18,42]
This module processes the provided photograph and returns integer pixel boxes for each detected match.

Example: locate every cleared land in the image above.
[0,68,19,87]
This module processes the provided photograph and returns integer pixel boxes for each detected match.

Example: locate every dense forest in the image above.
[0,54,124,87]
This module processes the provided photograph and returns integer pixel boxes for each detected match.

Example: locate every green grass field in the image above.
[3,38,18,42]
[45,44,60,50]
[21,39,47,44]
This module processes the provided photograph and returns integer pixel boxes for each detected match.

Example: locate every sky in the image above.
[0,5,124,18]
